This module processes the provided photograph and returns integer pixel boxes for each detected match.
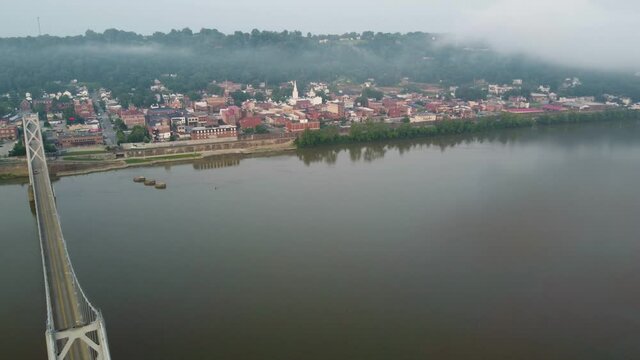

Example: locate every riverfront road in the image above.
[24,113,110,360]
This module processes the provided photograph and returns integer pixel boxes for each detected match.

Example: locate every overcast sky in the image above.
[2,0,638,70]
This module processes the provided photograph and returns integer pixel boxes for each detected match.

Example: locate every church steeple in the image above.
[292,81,299,100]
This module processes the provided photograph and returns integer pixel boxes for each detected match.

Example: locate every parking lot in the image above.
[0,140,16,157]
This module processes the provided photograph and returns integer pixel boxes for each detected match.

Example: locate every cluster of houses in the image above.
[111,80,326,142]
[0,85,105,148]
[3,76,639,150]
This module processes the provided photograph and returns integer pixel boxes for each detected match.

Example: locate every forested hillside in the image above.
[1,28,639,102]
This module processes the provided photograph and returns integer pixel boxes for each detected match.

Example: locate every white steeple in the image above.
[292,81,299,100]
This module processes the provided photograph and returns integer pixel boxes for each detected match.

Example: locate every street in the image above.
[92,93,117,146]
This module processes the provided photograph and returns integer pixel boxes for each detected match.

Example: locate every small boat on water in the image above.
[133,176,146,183]
[144,179,156,186]
[155,182,167,189]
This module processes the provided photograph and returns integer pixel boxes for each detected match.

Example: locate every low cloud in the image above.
[454,0,640,71]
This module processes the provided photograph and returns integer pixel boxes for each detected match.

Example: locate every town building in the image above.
[33,98,53,112]
[0,124,18,141]
[120,109,146,128]
[73,99,95,119]
[285,119,320,132]
[59,132,104,148]
[238,117,262,129]
[326,101,345,117]
[410,113,437,123]
[205,96,227,111]
[220,106,242,125]
[191,125,237,140]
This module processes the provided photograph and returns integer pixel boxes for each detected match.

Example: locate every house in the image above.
[85,119,101,130]
[148,123,171,142]
[530,93,549,104]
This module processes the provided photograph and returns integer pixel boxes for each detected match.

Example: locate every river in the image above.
[3,121,640,359]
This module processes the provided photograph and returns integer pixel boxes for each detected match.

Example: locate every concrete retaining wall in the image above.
[124,137,294,158]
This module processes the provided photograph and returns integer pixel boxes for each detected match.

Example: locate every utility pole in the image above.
[37,17,41,36]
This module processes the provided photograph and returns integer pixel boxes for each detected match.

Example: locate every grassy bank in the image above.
[63,156,104,161]
[124,153,201,164]
[63,149,107,156]
[296,110,639,148]
[0,173,23,181]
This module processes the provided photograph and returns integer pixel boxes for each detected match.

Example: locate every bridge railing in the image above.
[24,114,111,360]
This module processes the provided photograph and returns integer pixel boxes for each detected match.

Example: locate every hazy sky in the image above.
[2,0,638,70]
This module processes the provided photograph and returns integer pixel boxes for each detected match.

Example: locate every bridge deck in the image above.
[25,114,109,360]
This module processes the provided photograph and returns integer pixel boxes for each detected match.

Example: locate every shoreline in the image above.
[0,141,296,183]
[2,112,638,183]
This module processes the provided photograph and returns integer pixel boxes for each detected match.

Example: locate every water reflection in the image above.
[296,121,640,166]
[296,128,525,166]
[192,156,241,171]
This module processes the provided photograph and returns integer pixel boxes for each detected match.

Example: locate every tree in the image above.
[455,87,487,101]
[186,91,202,101]
[254,92,266,102]
[362,87,384,101]
[207,84,225,96]
[126,125,150,143]
[116,130,126,145]
[355,96,369,107]
[114,118,127,131]
[255,124,269,134]
[230,90,251,105]
[9,140,26,157]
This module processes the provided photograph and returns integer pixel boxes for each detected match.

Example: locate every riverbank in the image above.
[296,110,640,148]
[2,110,637,182]
[0,140,296,182]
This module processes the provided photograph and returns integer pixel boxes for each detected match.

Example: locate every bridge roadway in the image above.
[25,113,98,359]
[32,158,92,359]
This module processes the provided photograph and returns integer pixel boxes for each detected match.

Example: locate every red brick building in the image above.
[120,109,146,128]
[59,132,104,148]
[191,125,237,140]
[294,100,312,109]
[205,96,227,111]
[326,102,345,117]
[220,106,242,125]
[20,100,31,112]
[33,98,53,112]
[0,124,18,141]
[286,120,320,133]
[238,117,262,129]
[73,99,95,119]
